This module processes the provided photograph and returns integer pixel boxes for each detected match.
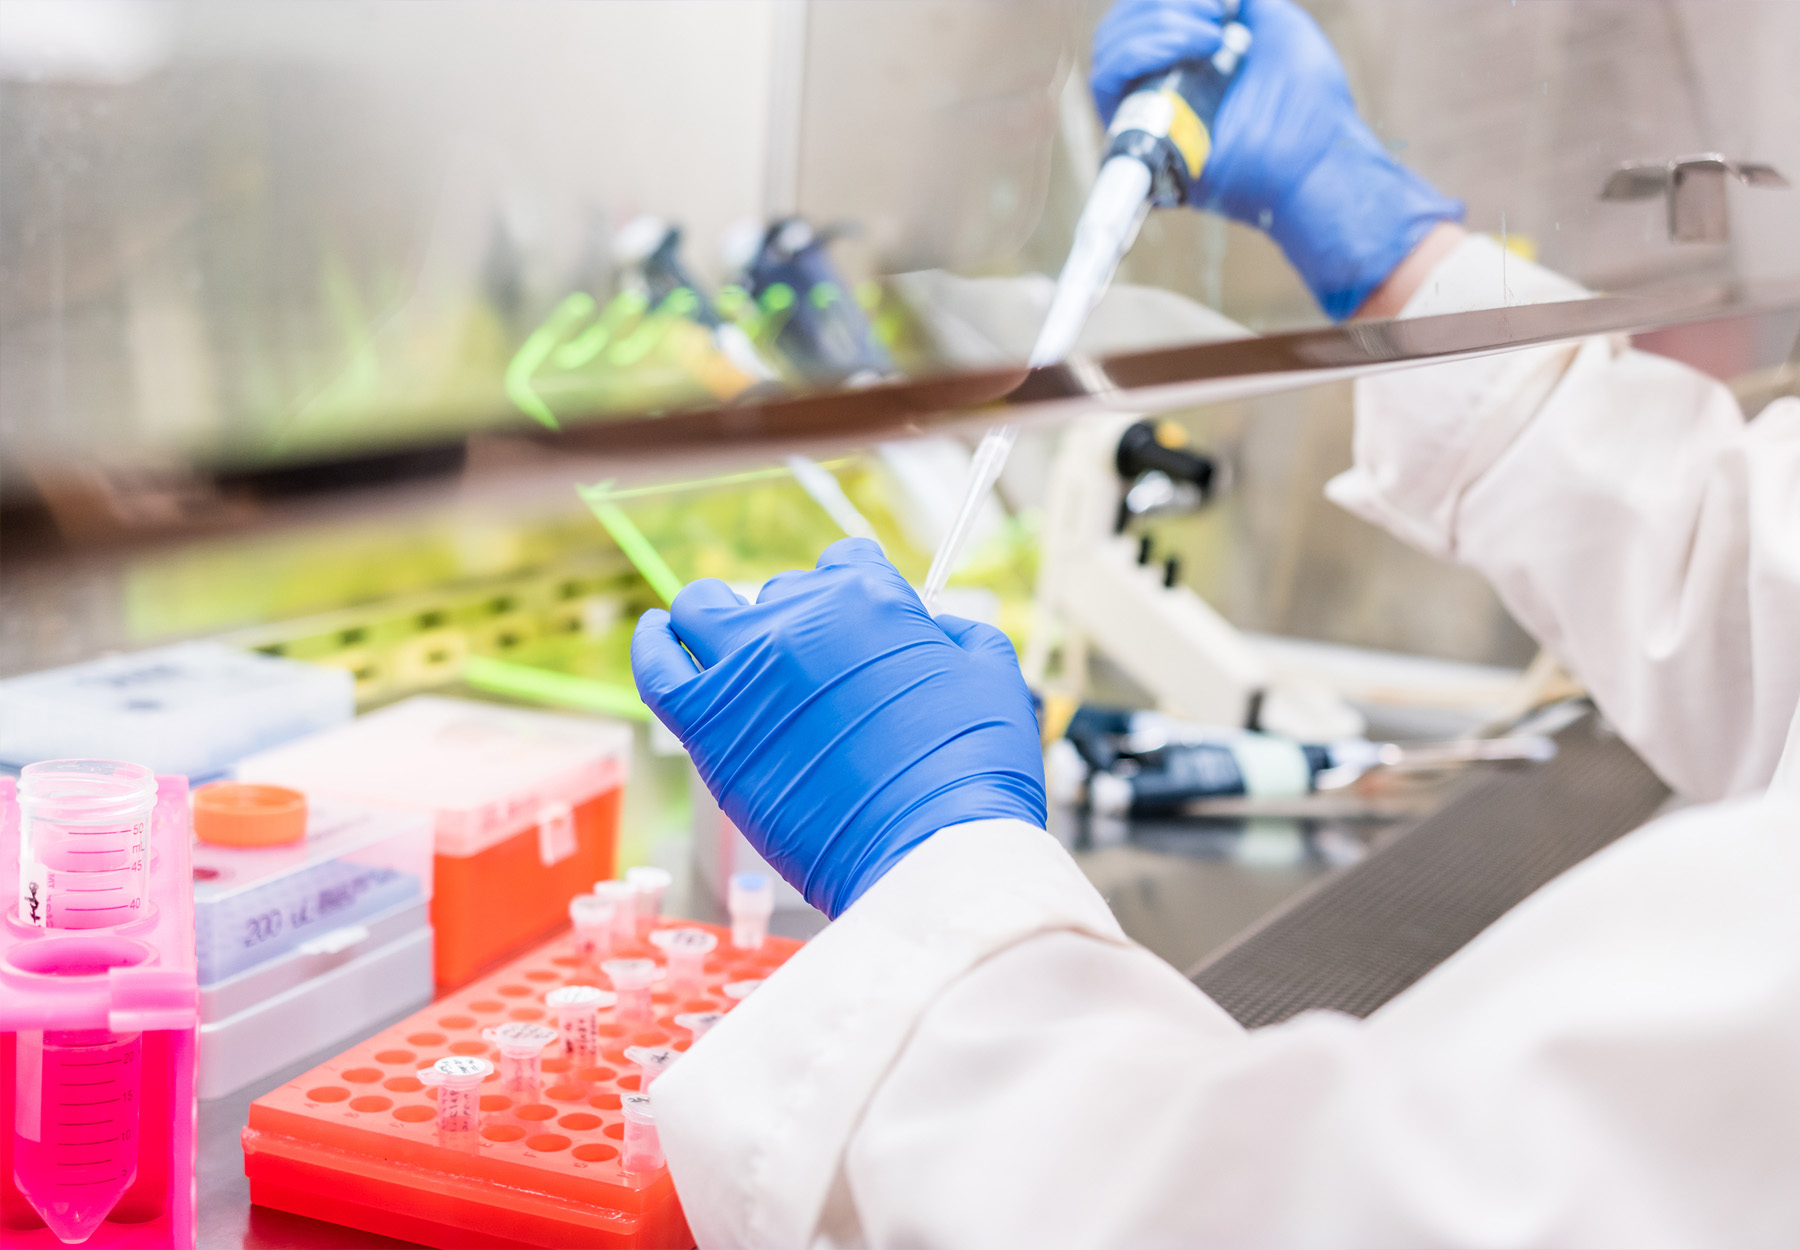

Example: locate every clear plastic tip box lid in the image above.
[235,695,632,857]
[0,641,354,781]
[193,798,433,986]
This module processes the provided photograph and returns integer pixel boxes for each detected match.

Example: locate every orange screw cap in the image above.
[192,782,307,846]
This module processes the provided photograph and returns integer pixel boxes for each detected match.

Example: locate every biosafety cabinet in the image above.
[0,2,1796,1245]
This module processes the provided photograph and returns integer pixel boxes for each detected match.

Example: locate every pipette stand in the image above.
[243,919,802,1248]
[0,775,200,1248]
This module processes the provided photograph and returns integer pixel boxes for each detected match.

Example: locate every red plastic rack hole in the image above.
[576,1067,615,1083]
[342,1067,383,1084]
[558,1113,602,1131]
[438,1015,476,1029]
[516,1104,557,1122]
[406,1032,446,1047]
[509,1007,545,1022]
[350,1096,392,1113]
[601,1122,625,1140]
[541,1057,570,1074]
[479,1095,512,1112]
[308,1086,350,1103]
[496,984,532,998]
[468,1000,504,1013]
[572,1143,617,1163]
[546,1084,586,1102]
[524,970,560,982]
[449,1041,489,1056]
[385,1077,424,1094]
[482,1125,526,1143]
[590,1092,622,1110]
[394,1105,435,1123]
[527,1134,571,1153]
[374,1050,416,1065]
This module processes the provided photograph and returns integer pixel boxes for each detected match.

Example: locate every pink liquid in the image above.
[12,1029,142,1244]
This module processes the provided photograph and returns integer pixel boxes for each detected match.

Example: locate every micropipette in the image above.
[918,5,1251,613]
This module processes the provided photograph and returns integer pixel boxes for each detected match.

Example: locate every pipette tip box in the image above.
[237,696,632,988]
[0,775,200,1248]
[193,799,435,1099]
[243,920,801,1248]
[0,642,354,783]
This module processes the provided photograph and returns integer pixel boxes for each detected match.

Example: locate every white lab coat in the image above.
[654,235,1800,1248]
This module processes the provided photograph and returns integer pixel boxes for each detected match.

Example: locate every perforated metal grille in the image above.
[1191,711,1669,1027]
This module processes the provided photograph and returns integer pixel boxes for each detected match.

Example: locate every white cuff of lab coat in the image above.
[653,818,1128,1250]
[1326,234,1597,559]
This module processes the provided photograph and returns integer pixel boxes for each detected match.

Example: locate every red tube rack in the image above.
[243,919,801,1248]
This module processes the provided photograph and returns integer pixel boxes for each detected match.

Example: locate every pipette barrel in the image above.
[728,872,774,950]
[620,1094,664,1172]
[603,958,659,1023]
[545,985,614,1062]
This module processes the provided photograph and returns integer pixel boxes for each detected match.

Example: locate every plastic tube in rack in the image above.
[603,958,660,1023]
[675,1011,724,1044]
[623,1044,678,1091]
[728,872,773,950]
[722,979,762,1002]
[649,926,717,992]
[545,985,614,1061]
[17,759,157,929]
[419,1056,492,1135]
[12,1027,144,1243]
[620,1094,664,1172]
[591,879,638,953]
[482,1022,558,1096]
[626,865,672,933]
[569,894,618,964]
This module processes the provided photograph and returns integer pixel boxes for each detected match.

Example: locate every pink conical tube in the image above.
[12,1027,144,1244]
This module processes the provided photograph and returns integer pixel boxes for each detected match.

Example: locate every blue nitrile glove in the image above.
[1091,0,1463,319]
[631,538,1046,919]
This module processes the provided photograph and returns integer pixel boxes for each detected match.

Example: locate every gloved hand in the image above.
[631,538,1046,918]
[1091,0,1463,319]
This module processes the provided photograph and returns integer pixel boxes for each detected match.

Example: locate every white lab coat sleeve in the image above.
[660,795,1800,1249]
[650,818,1250,1249]
[1329,234,1800,800]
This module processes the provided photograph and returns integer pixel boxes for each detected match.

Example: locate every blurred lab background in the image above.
[5,0,1800,970]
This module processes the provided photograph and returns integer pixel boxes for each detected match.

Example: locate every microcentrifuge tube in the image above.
[482,1021,558,1097]
[675,1011,724,1044]
[545,984,614,1061]
[603,958,660,1023]
[649,926,717,993]
[626,865,672,934]
[17,760,157,929]
[12,1027,144,1244]
[620,1093,664,1172]
[722,979,762,1002]
[569,894,617,964]
[623,1044,678,1091]
[592,879,638,951]
[728,872,774,950]
[419,1056,492,1135]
